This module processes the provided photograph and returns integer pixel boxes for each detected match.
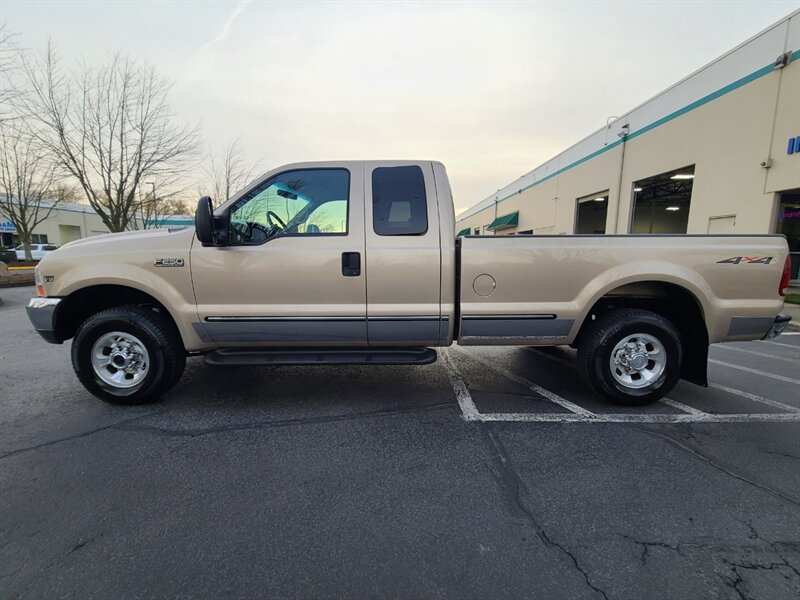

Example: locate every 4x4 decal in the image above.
[717,256,773,264]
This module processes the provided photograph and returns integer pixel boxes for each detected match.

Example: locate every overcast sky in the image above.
[3,1,798,213]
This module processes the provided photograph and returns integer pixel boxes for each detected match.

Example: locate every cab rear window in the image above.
[372,166,428,236]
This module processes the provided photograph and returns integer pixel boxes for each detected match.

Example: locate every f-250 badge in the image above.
[717,256,773,264]
[154,258,185,267]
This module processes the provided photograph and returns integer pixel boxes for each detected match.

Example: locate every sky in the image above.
[3,0,799,214]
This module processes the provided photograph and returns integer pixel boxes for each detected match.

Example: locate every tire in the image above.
[577,308,682,406]
[72,306,186,405]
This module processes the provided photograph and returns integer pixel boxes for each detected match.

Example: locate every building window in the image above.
[630,165,694,233]
[575,192,608,234]
[777,191,800,281]
[474,228,480,235]
[31,234,48,244]
[372,166,428,236]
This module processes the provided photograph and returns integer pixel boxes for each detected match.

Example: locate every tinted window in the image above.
[372,166,427,236]
[228,168,350,244]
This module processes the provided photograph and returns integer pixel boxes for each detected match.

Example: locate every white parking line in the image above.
[708,383,800,413]
[712,344,799,364]
[661,397,708,416]
[440,350,480,421]
[453,346,597,418]
[758,339,800,350]
[476,412,800,423]
[708,359,800,384]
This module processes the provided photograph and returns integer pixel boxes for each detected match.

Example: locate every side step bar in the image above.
[204,346,438,367]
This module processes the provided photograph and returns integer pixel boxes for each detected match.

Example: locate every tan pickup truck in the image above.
[27,161,792,406]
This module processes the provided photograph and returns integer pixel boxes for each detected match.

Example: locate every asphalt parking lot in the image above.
[1,285,799,599]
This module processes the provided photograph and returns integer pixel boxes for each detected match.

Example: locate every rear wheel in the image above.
[577,309,682,406]
[72,306,185,405]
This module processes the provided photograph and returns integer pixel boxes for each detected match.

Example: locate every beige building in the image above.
[0,201,195,248]
[455,11,800,280]
[0,200,111,248]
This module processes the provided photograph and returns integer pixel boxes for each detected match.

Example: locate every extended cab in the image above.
[27,161,792,405]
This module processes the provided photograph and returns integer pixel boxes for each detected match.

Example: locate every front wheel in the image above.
[72,306,186,405]
[577,309,682,406]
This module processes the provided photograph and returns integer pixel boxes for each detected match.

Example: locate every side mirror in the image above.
[195,197,230,246]
[195,196,216,246]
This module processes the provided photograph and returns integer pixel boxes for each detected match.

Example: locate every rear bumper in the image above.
[761,313,791,340]
[26,297,62,344]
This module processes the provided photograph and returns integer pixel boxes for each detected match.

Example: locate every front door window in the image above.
[228,168,350,244]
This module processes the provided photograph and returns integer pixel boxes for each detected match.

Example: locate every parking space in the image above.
[2,285,799,599]
[443,340,800,423]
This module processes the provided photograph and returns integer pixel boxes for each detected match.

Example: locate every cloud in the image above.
[201,0,249,50]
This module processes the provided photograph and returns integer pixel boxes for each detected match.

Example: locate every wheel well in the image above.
[575,281,709,386]
[55,285,181,344]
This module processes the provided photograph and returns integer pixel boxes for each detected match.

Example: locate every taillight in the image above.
[779,255,791,297]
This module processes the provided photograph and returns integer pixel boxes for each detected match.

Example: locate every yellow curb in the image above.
[6,266,35,271]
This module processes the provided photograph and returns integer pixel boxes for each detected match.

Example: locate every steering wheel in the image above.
[266,210,287,230]
[249,222,271,239]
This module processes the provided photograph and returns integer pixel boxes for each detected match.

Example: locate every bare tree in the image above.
[0,122,58,260]
[0,25,21,121]
[201,138,260,204]
[47,181,81,203]
[15,43,200,232]
[136,184,191,230]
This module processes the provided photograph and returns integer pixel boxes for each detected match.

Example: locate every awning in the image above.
[456,227,471,237]
[487,211,519,231]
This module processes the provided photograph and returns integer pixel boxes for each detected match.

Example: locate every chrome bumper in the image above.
[761,313,791,340]
[26,297,62,344]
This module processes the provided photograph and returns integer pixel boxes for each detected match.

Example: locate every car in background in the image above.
[15,244,59,261]
[0,246,17,263]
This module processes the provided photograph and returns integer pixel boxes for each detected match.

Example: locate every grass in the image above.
[785,293,800,305]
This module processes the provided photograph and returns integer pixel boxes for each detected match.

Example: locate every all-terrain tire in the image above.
[72,306,185,405]
[577,308,682,406]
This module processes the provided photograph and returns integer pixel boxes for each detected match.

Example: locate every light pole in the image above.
[146,181,156,228]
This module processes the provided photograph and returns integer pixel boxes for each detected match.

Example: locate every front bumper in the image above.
[26,297,63,344]
[761,313,791,340]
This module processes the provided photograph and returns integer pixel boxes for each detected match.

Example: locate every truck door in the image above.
[191,163,367,345]
[364,162,442,346]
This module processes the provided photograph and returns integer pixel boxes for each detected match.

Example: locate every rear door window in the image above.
[372,166,427,236]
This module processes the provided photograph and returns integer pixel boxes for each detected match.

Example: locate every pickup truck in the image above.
[26,160,792,406]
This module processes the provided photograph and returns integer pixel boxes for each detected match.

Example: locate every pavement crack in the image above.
[763,450,800,461]
[0,409,168,460]
[484,425,609,600]
[617,533,686,564]
[68,532,103,554]
[718,555,800,598]
[117,402,455,439]
[634,427,800,508]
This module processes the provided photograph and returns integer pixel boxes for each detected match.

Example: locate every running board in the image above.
[204,347,438,366]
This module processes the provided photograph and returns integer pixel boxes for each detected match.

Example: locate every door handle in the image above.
[342,252,361,277]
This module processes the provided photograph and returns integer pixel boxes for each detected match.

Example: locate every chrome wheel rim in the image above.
[609,333,666,389]
[91,331,150,389]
